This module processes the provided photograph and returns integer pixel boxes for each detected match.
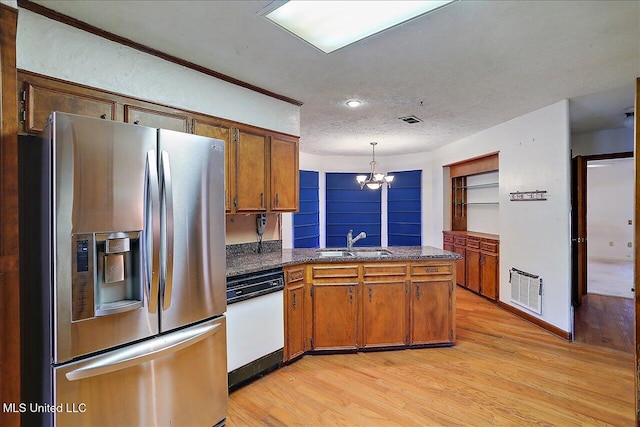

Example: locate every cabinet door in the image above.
[312,283,358,350]
[480,252,499,301]
[193,120,233,212]
[270,136,299,212]
[410,280,454,345]
[285,284,306,361]
[235,130,268,212]
[466,247,481,293]
[453,244,466,287]
[124,105,189,132]
[362,281,407,348]
[21,80,116,134]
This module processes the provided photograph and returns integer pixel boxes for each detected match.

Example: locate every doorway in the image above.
[573,153,634,353]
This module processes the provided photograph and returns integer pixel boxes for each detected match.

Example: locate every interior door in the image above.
[571,155,588,306]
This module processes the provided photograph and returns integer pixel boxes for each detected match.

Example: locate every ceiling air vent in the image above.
[399,115,422,124]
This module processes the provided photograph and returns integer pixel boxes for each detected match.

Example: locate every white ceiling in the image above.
[30,0,640,156]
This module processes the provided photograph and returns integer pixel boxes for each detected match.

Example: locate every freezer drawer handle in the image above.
[65,321,222,381]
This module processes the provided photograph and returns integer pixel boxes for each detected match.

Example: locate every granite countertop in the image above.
[226,246,459,278]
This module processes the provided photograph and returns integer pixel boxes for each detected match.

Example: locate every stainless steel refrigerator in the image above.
[19,112,228,426]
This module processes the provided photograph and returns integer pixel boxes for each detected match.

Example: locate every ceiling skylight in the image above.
[264,1,454,54]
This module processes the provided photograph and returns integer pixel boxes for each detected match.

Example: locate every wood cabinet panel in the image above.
[453,244,466,287]
[312,283,358,350]
[124,105,189,132]
[284,266,307,362]
[193,119,233,212]
[235,130,268,212]
[270,136,298,212]
[362,281,407,348]
[480,251,499,300]
[311,264,359,280]
[21,80,116,133]
[411,280,454,345]
[285,283,306,361]
[466,246,481,293]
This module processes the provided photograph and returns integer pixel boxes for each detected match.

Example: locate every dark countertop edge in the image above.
[226,246,460,278]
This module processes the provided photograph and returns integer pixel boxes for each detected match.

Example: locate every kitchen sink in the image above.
[315,250,354,257]
[315,249,393,258]
[349,249,394,257]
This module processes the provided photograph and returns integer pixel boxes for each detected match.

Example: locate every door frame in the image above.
[571,151,633,307]
[633,76,639,426]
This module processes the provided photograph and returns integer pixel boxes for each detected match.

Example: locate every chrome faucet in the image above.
[346,229,367,250]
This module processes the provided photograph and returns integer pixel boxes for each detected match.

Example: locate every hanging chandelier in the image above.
[355,142,394,190]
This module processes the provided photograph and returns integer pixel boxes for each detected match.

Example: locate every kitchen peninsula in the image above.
[226,246,459,379]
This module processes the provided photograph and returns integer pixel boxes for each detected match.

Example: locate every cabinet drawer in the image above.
[410,263,453,276]
[467,239,480,249]
[454,237,466,246]
[363,264,407,278]
[312,265,359,279]
[480,241,498,253]
[443,234,454,243]
[285,267,305,284]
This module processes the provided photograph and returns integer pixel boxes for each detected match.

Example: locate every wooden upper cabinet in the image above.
[270,136,299,212]
[235,129,268,212]
[19,78,116,134]
[124,105,189,132]
[193,119,233,212]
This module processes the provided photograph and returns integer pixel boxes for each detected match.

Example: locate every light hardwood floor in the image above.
[227,289,634,426]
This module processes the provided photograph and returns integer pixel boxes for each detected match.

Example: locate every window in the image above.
[326,173,380,247]
[388,170,421,246]
[293,170,320,248]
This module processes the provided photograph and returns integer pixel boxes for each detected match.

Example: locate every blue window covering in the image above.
[388,170,421,246]
[326,173,380,247]
[293,170,320,248]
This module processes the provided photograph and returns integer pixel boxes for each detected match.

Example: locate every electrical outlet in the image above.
[609,241,614,247]
[629,219,633,225]
[628,242,633,248]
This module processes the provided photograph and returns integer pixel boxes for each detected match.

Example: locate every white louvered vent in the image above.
[509,268,542,315]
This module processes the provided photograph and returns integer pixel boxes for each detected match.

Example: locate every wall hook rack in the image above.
[509,190,547,201]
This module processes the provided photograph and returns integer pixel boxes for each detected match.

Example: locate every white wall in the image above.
[587,158,634,260]
[16,10,300,137]
[571,128,634,157]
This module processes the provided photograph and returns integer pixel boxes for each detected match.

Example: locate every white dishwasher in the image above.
[226,268,284,389]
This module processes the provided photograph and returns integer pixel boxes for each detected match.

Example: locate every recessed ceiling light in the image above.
[264,1,455,54]
[346,100,362,108]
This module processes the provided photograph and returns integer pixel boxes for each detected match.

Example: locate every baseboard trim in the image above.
[497,300,572,341]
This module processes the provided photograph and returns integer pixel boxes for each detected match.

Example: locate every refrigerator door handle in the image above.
[144,150,161,313]
[65,321,223,381]
[160,150,175,310]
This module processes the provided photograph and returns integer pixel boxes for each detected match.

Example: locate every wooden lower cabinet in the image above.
[312,282,358,350]
[443,231,499,301]
[410,280,454,345]
[295,260,455,354]
[480,249,499,300]
[466,243,481,293]
[362,280,408,348]
[284,266,307,362]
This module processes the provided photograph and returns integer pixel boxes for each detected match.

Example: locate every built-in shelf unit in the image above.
[446,152,499,231]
